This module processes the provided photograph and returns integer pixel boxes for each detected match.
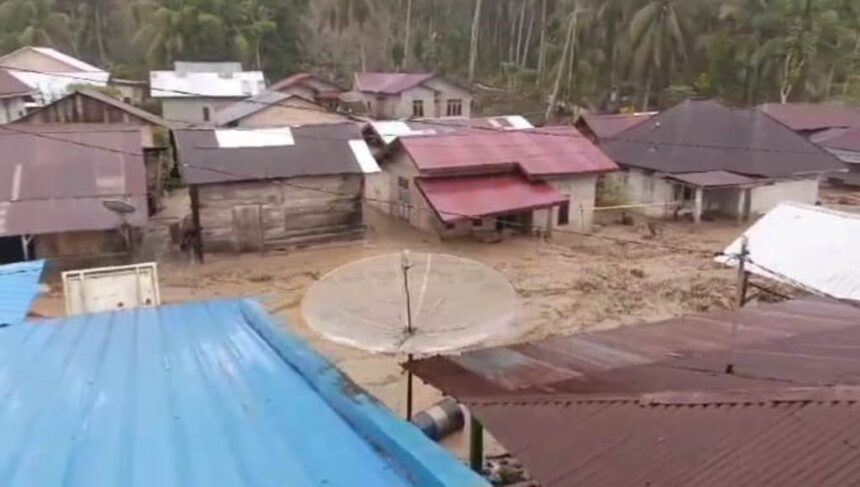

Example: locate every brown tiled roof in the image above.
[410,297,860,486]
[760,102,860,131]
[601,99,845,177]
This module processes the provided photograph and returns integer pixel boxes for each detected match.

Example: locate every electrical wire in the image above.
[0,64,842,156]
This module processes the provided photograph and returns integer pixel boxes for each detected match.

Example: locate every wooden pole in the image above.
[20,235,29,261]
[401,251,415,420]
[726,236,749,374]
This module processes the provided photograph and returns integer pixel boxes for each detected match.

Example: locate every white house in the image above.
[600,100,846,223]
[150,62,265,124]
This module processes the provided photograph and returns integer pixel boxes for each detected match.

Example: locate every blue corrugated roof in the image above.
[0,260,45,326]
[0,298,486,487]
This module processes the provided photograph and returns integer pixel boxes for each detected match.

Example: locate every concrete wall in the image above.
[533,175,599,232]
[0,97,27,123]
[606,168,677,217]
[197,175,364,253]
[366,150,438,231]
[234,98,350,127]
[749,177,820,214]
[161,97,240,124]
[349,78,472,120]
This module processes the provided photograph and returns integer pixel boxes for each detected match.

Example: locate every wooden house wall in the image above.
[18,92,143,125]
[196,175,364,253]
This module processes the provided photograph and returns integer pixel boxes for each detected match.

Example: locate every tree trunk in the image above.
[537,0,547,81]
[545,9,579,121]
[642,70,653,111]
[403,0,413,71]
[255,40,263,70]
[94,6,108,64]
[521,0,535,67]
[515,0,527,66]
[469,0,483,83]
[844,33,860,96]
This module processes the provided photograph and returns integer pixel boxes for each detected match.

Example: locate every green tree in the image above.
[0,0,74,52]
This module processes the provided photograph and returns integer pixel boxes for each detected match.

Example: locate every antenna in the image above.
[302,251,525,418]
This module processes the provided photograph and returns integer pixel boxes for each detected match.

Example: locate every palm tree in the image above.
[0,0,74,50]
[233,0,276,70]
[629,0,694,109]
[131,0,224,67]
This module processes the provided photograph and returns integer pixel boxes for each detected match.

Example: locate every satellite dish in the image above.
[302,251,525,418]
[102,199,136,215]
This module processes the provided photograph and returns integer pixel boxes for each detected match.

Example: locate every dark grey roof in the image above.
[174,122,367,185]
[602,100,846,178]
[213,91,302,126]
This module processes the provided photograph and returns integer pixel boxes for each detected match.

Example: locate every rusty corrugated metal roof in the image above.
[0,124,147,237]
[409,298,860,397]
[468,388,860,487]
[410,298,860,486]
[398,127,618,177]
[416,174,567,223]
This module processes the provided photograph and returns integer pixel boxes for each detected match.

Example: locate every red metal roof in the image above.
[399,127,619,177]
[0,124,147,237]
[416,174,567,223]
[760,102,860,131]
[580,112,654,139]
[355,72,436,95]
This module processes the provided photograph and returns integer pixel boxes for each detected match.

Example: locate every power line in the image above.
[2,64,845,157]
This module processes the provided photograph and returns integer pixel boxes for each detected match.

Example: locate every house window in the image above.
[472,219,482,227]
[398,177,410,189]
[366,101,372,113]
[446,99,463,117]
[412,100,424,118]
[202,106,211,122]
[558,201,570,226]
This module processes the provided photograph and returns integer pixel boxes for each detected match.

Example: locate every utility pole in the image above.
[726,236,749,374]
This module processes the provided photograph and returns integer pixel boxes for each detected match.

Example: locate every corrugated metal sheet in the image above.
[368,116,533,145]
[409,298,860,398]
[0,69,35,97]
[760,102,860,131]
[410,297,860,486]
[399,127,618,177]
[355,73,436,94]
[0,298,487,487]
[175,123,372,184]
[416,174,567,223]
[666,170,761,187]
[0,124,147,237]
[269,73,344,96]
[150,68,265,99]
[468,390,860,487]
[0,260,45,325]
[580,112,655,139]
[214,91,300,125]
[602,100,846,178]
[720,202,860,301]
[8,70,110,105]
[29,47,103,72]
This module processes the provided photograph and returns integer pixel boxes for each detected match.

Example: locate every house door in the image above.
[232,204,263,252]
[396,177,411,221]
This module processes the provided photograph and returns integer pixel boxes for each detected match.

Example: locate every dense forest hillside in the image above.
[0,0,858,112]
